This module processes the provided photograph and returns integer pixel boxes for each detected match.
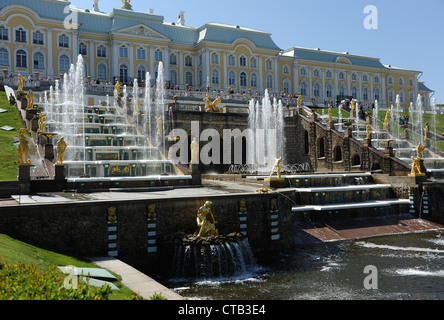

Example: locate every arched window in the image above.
[33,52,44,70]
[59,34,69,48]
[170,69,177,85]
[283,79,291,94]
[318,138,325,158]
[239,55,246,67]
[339,85,346,98]
[338,72,345,80]
[334,146,342,162]
[265,59,273,70]
[138,66,146,83]
[266,74,273,89]
[374,88,380,101]
[363,87,369,100]
[211,69,219,84]
[185,71,193,86]
[351,73,357,81]
[228,71,236,86]
[0,26,9,40]
[374,76,380,83]
[388,89,394,103]
[240,72,247,87]
[313,83,320,97]
[97,64,107,80]
[211,52,219,64]
[97,45,106,58]
[398,90,405,103]
[283,66,290,74]
[0,49,9,66]
[300,68,307,76]
[119,64,128,83]
[300,81,307,96]
[351,86,357,99]
[228,55,235,66]
[79,42,87,55]
[59,55,70,73]
[326,70,332,78]
[250,73,258,88]
[352,155,361,166]
[398,78,404,85]
[185,55,193,67]
[363,74,368,82]
[326,84,333,98]
[250,57,257,68]
[388,77,393,84]
[155,49,162,61]
[169,53,177,65]
[313,69,320,77]
[16,49,27,68]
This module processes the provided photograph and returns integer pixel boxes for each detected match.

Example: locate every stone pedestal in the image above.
[327,121,334,130]
[20,97,28,110]
[385,147,394,157]
[189,163,201,185]
[18,164,31,182]
[31,116,39,132]
[54,164,66,182]
[402,129,409,140]
[45,144,54,161]
[25,108,38,121]
[263,177,286,189]
[364,138,372,147]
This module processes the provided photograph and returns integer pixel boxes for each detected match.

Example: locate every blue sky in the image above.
[72,0,443,104]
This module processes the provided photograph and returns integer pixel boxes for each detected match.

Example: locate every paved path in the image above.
[88,256,183,300]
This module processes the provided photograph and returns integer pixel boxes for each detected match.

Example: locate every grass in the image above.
[0,233,142,300]
[0,90,25,181]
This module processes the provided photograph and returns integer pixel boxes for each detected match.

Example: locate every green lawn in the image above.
[0,233,141,300]
[0,90,25,181]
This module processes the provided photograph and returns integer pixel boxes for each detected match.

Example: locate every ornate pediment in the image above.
[114,24,170,42]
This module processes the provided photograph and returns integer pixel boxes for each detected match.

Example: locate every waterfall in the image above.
[171,237,258,279]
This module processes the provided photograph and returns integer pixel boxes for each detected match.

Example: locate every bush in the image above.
[0,259,113,300]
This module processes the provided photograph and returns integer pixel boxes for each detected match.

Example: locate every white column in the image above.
[223,51,228,90]
[128,45,134,80]
[370,74,374,104]
[381,74,386,106]
[308,67,312,99]
[89,41,95,79]
[72,32,79,65]
[274,58,279,93]
[347,71,351,97]
[321,68,325,100]
[293,61,298,94]
[258,56,263,91]
[334,69,338,101]
[47,28,54,76]
[358,72,362,101]
[149,46,155,81]
[112,41,119,80]
[179,51,184,89]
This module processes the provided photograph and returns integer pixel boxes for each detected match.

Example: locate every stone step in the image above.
[292,198,410,213]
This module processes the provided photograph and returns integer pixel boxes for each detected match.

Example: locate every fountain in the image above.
[40,55,178,178]
[247,90,285,173]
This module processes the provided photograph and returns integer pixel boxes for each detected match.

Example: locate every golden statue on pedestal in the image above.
[38,113,47,133]
[17,74,25,92]
[297,95,302,109]
[156,115,163,135]
[350,99,355,115]
[409,143,425,176]
[114,80,121,99]
[269,157,283,179]
[328,106,333,123]
[383,110,390,127]
[204,95,222,112]
[26,90,34,110]
[424,122,429,142]
[366,123,371,140]
[17,128,30,165]
[56,137,67,165]
[194,201,218,238]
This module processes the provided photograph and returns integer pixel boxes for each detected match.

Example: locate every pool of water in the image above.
[167,230,444,300]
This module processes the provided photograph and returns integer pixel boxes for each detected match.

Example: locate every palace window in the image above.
[97,64,107,80]
[97,45,106,58]
[363,87,369,100]
[351,73,357,81]
[138,66,146,83]
[388,89,394,103]
[228,55,235,66]
[211,69,219,84]
[265,59,273,70]
[283,79,290,94]
[0,26,8,40]
[313,69,320,77]
[409,91,414,103]
[300,68,307,76]
[79,43,87,55]
[399,90,405,103]
[313,83,320,97]
[300,82,307,96]
[119,65,128,83]
[15,28,27,43]
[338,72,345,80]
[363,74,368,82]
[374,88,380,101]
[250,57,257,69]
[59,55,70,73]
[351,87,357,99]
[398,78,404,85]
[211,52,219,64]
[326,84,333,98]
[16,50,27,68]
[250,73,258,88]
[228,71,236,86]
[137,48,146,60]
[155,50,163,61]
[0,49,9,66]
[266,74,273,89]
[32,31,44,45]
[185,71,193,86]
[185,55,193,67]
[119,46,128,58]
[169,53,177,65]
[240,72,247,87]
[59,34,69,48]
[339,85,346,98]
[409,78,414,86]
[326,70,332,78]
[374,76,379,83]
[283,66,290,75]
[239,55,246,67]
[388,77,393,84]
[33,52,44,70]
[170,70,177,85]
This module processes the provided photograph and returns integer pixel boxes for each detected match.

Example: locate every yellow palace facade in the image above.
[0,0,433,109]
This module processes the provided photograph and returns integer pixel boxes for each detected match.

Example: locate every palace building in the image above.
[0,0,433,109]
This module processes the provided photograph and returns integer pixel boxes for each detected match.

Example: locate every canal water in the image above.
[166,230,444,300]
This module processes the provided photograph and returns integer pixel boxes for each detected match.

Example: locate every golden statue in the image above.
[383,110,390,126]
[424,122,429,141]
[148,204,156,219]
[255,188,269,194]
[114,80,121,98]
[350,99,355,115]
[366,123,371,140]
[26,90,34,110]
[121,0,132,9]
[194,201,218,238]
[17,128,30,165]
[38,113,47,133]
[56,137,67,165]
[328,106,333,123]
[239,199,247,213]
[409,143,425,175]
[156,115,163,135]
[297,94,302,109]
[190,137,199,164]
[108,207,117,222]
[17,74,25,92]
[269,157,283,179]
[204,95,222,112]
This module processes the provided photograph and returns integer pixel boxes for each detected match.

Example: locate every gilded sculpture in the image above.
[204,95,222,112]
[108,207,117,222]
[156,115,163,135]
[38,113,47,133]
[17,128,30,165]
[114,80,121,99]
[366,123,371,140]
[239,199,247,213]
[190,137,199,164]
[269,157,283,179]
[148,204,156,219]
[26,90,34,110]
[409,143,426,175]
[194,201,218,238]
[121,0,132,9]
[350,99,355,114]
[17,74,25,92]
[383,110,390,127]
[328,106,333,123]
[297,95,302,109]
[56,137,67,165]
